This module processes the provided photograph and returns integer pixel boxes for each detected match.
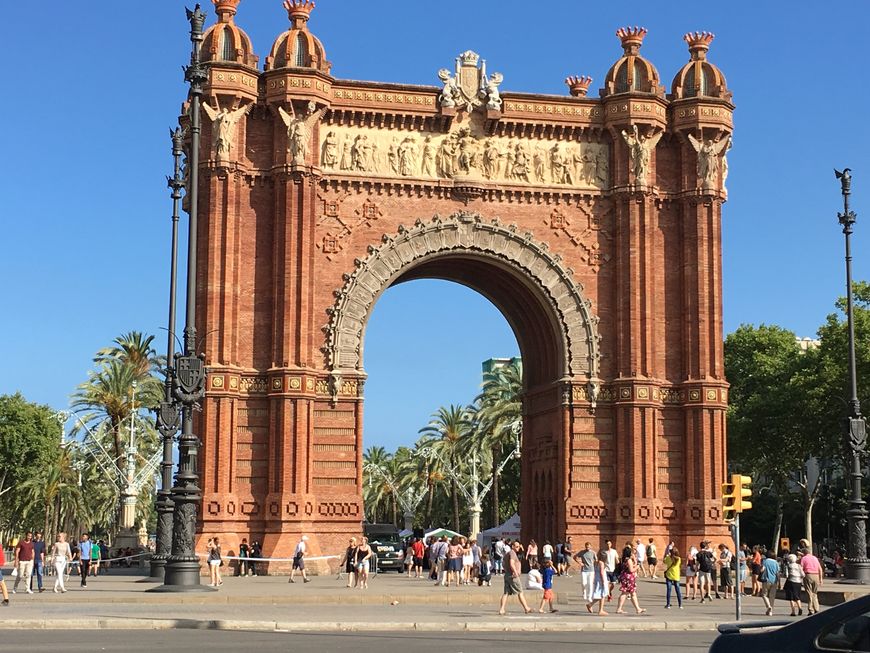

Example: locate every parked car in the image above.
[709,593,870,652]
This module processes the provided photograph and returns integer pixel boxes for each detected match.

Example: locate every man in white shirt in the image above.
[289,535,310,584]
[635,540,647,578]
[604,540,619,600]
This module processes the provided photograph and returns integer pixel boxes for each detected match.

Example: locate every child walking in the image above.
[538,559,558,613]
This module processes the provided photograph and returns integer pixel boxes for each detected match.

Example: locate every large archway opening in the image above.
[325,212,601,545]
[362,278,521,536]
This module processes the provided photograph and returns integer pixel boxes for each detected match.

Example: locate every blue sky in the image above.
[2,1,869,453]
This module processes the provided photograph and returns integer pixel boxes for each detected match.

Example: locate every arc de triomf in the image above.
[190,0,734,563]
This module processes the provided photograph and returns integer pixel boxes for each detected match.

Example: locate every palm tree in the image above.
[418,404,472,531]
[476,360,523,527]
[95,331,163,379]
[363,446,393,523]
[17,446,86,541]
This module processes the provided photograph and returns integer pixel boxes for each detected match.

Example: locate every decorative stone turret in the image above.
[565,75,593,97]
[671,32,731,101]
[602,27,664,97]
[265,0,332,73]
[200,0,259,69]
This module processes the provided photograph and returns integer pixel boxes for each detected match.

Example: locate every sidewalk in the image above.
[0,568,845,632]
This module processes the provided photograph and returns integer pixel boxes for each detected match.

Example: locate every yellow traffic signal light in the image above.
[722,480,737,523]
[732,474,753,512]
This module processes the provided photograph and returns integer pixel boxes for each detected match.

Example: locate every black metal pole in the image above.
[836,168,870,583]
[155,4,210,591]
[150,128,185,580]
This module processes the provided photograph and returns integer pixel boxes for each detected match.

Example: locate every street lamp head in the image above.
[836,168,852,195]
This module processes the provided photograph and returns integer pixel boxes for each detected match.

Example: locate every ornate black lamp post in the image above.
[150,128,185,580]
[835,168,870,583]
[156,4,210,591]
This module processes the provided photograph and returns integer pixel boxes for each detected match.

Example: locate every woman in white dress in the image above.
[461,537,474,585]
[51,532,72,593]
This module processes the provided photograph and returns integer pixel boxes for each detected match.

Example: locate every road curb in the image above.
[0,617,722,633]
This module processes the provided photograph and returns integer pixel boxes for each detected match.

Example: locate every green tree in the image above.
[0,393,64,533]
[725,324,805,550]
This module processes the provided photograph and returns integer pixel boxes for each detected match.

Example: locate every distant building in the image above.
[797,337,820,352]
[482,357,522,378]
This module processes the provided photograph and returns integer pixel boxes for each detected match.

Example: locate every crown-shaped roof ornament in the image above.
[684,31,715,59]
[285,0,315,27]
[565,75,593,97]
[213,0,240,23]
[616,26,647,55]
[458,50,480,67]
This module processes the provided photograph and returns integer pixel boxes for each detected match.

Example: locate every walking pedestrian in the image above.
[340,537,358,587]
[737,543,749,595]
[635,539,647,578]
[432,536,448,586]
[470,539,481,580]
[354,536,373,589]
[461,537,474,585]
[760,550,780,616]
[207,537,223,587]
[77,533,92,588]
[498,540,532,615]
[800,546,823,615]
[31,531,46,592]
[663,546,683,609]
[89,537,101,577]
[541,540,554,564]
[446,536,463,587]
[586,548,609,616]
[604,539,619,601]
[750,545,763,596]
[784,553,804,616]
[647,538,658,579]
[12,531,35,594]
[526,539,538,569]
[51,532,71,594]
[616,546,646,614]
[289,535,310,584]
[575,541,597,603]
[538,558,557,613]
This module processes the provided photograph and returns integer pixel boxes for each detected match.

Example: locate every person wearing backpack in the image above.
[760,550,780,616]
[696,541,716,603]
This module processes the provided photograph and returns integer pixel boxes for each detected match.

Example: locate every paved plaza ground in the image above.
[0,566,846,633]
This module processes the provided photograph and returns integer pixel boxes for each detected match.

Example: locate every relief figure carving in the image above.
[202,102,251,160]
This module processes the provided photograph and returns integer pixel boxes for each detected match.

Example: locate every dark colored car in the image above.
[709,593,870,652]
[363,523,404,573]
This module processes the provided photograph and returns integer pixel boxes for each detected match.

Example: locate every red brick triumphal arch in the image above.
[191,0,734,564]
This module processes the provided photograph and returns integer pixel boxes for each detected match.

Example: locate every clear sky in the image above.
[2,1,869,453]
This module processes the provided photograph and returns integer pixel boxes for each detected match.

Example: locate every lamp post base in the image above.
[147,558,215,592]
[149,557,166,580]
[845,558,870,584]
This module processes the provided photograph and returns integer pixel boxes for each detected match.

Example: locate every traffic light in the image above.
[733,474,753,512]
[722,479,737,523]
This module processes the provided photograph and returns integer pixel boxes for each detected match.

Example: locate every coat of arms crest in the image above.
[437,50,503,113]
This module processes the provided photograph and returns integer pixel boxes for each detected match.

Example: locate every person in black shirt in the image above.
[238,538,250,577]
[31,532,46,593]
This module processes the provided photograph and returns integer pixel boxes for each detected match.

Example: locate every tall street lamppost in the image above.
[156,4,210,591]
[835,168,870,583]
[150,128,185,580]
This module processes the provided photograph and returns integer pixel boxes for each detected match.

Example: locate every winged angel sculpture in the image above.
[621,125,662,186]
[687,133,730,190]
[202,102,251,160]
[278,101,326,165]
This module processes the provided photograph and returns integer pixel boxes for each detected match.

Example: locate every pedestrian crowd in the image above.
[0,531,117,605]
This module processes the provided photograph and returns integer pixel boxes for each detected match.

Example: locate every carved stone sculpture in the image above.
[483,139,501,180]
[398,136,418,176]
[688,133,729,190]
[278,101,325,166]
[202,102,251,160]
[483,71,503,110]
[622,124,662,186]
[321,130,339,168]
[437,68,460,108]
[421,137,435,176]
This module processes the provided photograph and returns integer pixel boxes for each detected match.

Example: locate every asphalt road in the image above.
[0,630,718,652]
